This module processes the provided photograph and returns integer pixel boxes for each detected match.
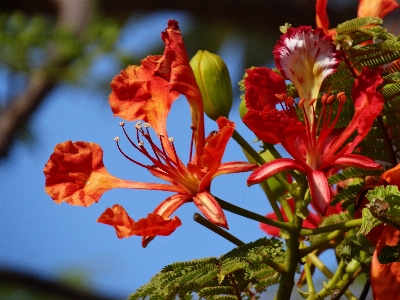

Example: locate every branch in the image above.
[0,0,92,157]
[0,267,121,300]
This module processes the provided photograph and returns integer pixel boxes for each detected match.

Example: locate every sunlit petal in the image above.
[308,170,331,215]
[97,204,135,238]
[381,163,400,186]
[371,225,400,300]
[193,191,228,229]
[273,26,339,105]
[358,0,400,18]
[247,158,307,186]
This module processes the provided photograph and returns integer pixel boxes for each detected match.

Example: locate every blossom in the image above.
[316,0,400,35]
[369,163,400,300]
[44,20,255,246]
[260,199,342,237]
[97,204,182,239]
[244,26,383,214]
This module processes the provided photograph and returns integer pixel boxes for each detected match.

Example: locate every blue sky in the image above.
[0,11,276,298]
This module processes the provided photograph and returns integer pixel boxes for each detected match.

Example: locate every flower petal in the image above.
[315,0,330,34]
[247,158,307,186]
[193,191,228,229]
[358,0,400,18]
[325,66,384,158]
[153,194,191,218]
[109,55,179,135]
[273,26,339,104]
[382,163,400,186]
[131,214,182,237]
[154,20,205,157]
[214,161,256,177]
[329,153,382,170]
[244,67,287,111]
[308,170,331,215]
[44,141,116,206]
[97,204,135,238]
[371,225,400,300]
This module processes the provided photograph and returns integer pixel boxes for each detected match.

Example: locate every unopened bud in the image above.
[190,50,233,120]
[238,97,248,119]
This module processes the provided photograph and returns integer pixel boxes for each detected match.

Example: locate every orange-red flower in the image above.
[97,205,182,239]
[44,20,255,246]
[370,163,400,299]
[316,0,400,35]
[244,26,382,214]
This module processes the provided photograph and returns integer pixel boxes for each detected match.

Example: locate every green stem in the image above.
[193,213,244,246]
[193,212,286,274]
[299,229,345,257]
[232,130,292,192]
[215,196,294,232]
[275,201,303,300]
[299,242,315,294]
[259,180,285,222]
[300,219,362,236]
[315,259,346,299]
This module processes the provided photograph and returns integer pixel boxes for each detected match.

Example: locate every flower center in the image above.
[114,122,199,194]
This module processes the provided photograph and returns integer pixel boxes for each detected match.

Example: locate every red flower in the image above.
[316,0,400,35]
[260,199,342,237]
[244,27,382,214]
[369,163,400,299]
[44,20,255,246]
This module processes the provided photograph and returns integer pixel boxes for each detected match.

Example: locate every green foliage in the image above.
[0,11,121,84]
[321,17,400,168]
[378,244,400,264]
[129,238,284,299]
[364,186,400,227]
[336,234,373,266]
[358,208,382,236]
[308,212,352,246]
[330,181,365,209]
[327,167,382,185]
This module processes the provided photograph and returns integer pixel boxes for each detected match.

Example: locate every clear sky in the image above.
[0,10,278,298]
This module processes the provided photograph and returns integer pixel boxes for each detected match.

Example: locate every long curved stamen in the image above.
[189,125,195,162]
[114,137,150,169]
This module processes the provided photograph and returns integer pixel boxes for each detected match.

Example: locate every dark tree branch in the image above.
[0,0,92,157]
[0,0,358,158]
[0,267,121,300]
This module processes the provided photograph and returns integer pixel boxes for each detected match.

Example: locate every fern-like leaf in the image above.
[129,238,284,299]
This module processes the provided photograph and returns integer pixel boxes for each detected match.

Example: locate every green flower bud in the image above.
[238,97,248,119]
[190,50,233,120]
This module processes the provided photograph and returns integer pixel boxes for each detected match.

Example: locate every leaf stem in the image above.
[215,196,294,232]
[275,201,303,300]
[231,130,292,192]
[193,213,244,246]
[299,218,362,236]
[299,229,346,257]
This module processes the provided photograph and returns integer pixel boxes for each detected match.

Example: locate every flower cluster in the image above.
[43,1,400,298]
[44,20,255,247]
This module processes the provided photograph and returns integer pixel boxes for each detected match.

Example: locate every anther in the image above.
[309,98,317,106]
[326,95,335,104]
[337,92,346,102]
[114,137,120,142]
[135,122,142,129]
[138,141,145,146]
[142,123,151,128]
[298,98,306,107]
[275,93,287,102]
[119,122,125,126]
[168,137,174,143]
[285,96,295,106]
[321,94,328,104]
